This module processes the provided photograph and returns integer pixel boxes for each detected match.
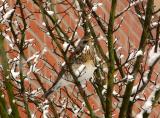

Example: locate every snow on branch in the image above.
[129,0,144,6]
[148,45,160,66]
[116,0,144,18]
[132,70,150,94]
[151,21,160,28]
[135,50,143,58]
[29,87,43,98]
[11,63,20,79]
[46,10,54,16]
[92,2,103,11]
[136,84,160,118]
[2,32,15,49]
[2,9,14,23]
[126,74,134,82]
[42,100,49,118]
[27,52,40,63]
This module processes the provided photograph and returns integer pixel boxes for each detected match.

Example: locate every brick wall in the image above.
[1,0,160,117]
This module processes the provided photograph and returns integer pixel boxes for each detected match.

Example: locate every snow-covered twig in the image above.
[148,46,160,67]
[136,85,160,118]
[2,9,14,23]
[132,70,150,94]
[116,0,144,18]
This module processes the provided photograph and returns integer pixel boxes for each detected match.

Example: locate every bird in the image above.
[44,35,96,97]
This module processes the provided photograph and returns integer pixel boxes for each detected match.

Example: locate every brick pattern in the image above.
[1,0,160,117]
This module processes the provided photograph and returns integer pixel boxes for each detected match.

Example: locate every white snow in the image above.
[130,95,143,101]
[42,104,49,118]
[103,85,107,89]
[136,84,160,117]
[30,88,43,97]
[26,38,34,43]
[113,90,118,96]
[142,100,152,113]
[0,3,9,13]
[102,89,106,95]
[148,46,160,66]
[2,33,12,43]
[57,20,61,24]
[46,32,50,36]
[74,39,81,47]
[42,47,47,55]
[128,51,135,60]
[42,22,46,26]
[92,6,98,11]
[0,6,3,13]
[97,35,104,41]
[132,70,149,94]
[47,10,54,16]
[11,63,20,79]
[24,77,29,81]
[63,42,69,51]
[95,55,101,62]
[8,108,12,115]
[28,64,40,73]
[135,50,143,57]
[102,85,107,95]
[151,21,159,27]
[137,13,146,19]
[127,74,134,82]
[130,0,143,6]
[52,78,73,91]
[92,3,103,11]
[11,70,19,79]
[117,47,122,52]
[27,52,40,63]
[75,0,81,11]
[117,0,143,21]
[136,113,143,118]
[2,33,15,49]
[120,54,124,59]
[2,9,14,23]
[72,105,80,114]
[61,62,66,67]
[27,49,46,66]
[31,114,36,118]
[114,37,118,43]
